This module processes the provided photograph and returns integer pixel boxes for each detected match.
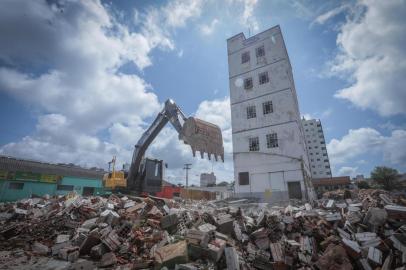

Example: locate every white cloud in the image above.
[337,166,358,177]
[313,4,350,25]
[228,0,259,32]
[301,113,316,120]
[331,0,406,116]
[177,49,184,58]
[199,18,219,36]
[0,0,204,170]
[327,127,406,167]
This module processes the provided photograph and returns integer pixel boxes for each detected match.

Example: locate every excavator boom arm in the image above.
[126,99,224,193]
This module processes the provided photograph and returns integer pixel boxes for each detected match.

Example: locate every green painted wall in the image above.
[0,176,103,202]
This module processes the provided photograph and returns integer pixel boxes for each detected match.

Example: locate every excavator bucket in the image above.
[181,117,224,162]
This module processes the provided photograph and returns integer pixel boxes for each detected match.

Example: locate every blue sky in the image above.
[0,0,405,185]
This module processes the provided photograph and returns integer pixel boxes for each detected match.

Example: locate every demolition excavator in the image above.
[103,99,224,195]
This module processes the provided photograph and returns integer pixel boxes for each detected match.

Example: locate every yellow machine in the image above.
[103,156,126,189]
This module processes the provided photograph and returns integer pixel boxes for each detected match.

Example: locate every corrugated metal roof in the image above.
[312,176,351,187]
[0,155,105,179]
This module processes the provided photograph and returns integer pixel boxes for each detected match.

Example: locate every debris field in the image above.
[1,189,406,270]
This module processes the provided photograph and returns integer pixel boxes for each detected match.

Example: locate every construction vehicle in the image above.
[103,99,224,195]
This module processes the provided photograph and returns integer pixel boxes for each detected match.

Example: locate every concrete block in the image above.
[154,240,188,269]
[185,229,209,247]
[225,247,240,270]
[101,229,121,251]
[32,242,49,255]
[100,252,117,268]
[161,213,179,229]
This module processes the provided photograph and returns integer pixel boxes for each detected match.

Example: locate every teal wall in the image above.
[0,176,103,202]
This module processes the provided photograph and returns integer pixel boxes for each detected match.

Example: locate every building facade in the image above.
[200,172,216,187]
[301,118,332,178]
[227,25,315,203]
[0,155,105,202]
[312,176,351,197]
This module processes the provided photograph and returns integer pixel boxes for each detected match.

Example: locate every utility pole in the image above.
[183,163,192,188]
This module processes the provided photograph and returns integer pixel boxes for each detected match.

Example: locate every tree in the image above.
[357,181,370,189]
[217,181,229,187]
[370,166,399,190]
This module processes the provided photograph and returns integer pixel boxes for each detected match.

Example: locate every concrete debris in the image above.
[1,189,406,269]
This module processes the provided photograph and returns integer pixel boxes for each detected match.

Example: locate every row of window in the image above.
[249,133,278,151]
[244,71,270,89]
[246,101,273,119]
[241,45,265,64]
[309,152,327,156]
[307,140,325,144]
[303,122,321,127]
[312,165,330,169]
[308,146,326,150]
[310,158,329,162]
[313,171,331,175]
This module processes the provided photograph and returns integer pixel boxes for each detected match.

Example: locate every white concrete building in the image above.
[302,118,332,179]
[200,172,216,187]
[227,25,315,203]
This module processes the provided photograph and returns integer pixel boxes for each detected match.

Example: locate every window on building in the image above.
[310,153,313,155]
[320,141,325,144]
[325,165,330,169]
[319,171,323,174]
[305,129,309,132]
[246,105,256,119]
[317,158,320,161]
[8,182,24,190]
[244,77,253,89]
[314,172,317,175]
[319,135,323,139]
[315,146,318,149]
[311,159,314,162]
[327,172,331,175]
[304,124,308,126]
[256,45,265,57]
[57,184,74,191]
[259,71,269,85]
[307,140,311,143]
[308,146,312,149]
[241,51,250,64]
[310,123,314,125]
[321,147,326,150]
[238,172,249,185]
[316,152,319,155]
[266,133,278,148]
[324,159,329,162]
[318,130,322,133]
[262,101,273,115]
[249,137,259,151]
[312,165,315,168]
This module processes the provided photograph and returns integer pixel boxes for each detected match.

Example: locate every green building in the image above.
[0,155,106,202]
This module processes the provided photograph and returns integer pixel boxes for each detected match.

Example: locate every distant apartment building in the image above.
[301,118,332,178]
[200,172,216,187]
[227,25,315,203]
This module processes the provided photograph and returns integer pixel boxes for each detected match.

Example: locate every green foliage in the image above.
[370,166,399,190]
[357,181,370,189]
[216,181,229,186]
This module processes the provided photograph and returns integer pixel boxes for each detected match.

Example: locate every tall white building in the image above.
[227,25,315,203]
[301,118,332,178]
[200,172,216,187]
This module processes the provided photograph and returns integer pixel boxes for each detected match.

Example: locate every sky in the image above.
[0,0,405,186]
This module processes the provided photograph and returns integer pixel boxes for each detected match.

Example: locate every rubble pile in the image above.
[0,190,406,269]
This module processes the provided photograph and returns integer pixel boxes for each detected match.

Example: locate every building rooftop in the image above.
[312,176,351,187]
[0,155,105,179]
